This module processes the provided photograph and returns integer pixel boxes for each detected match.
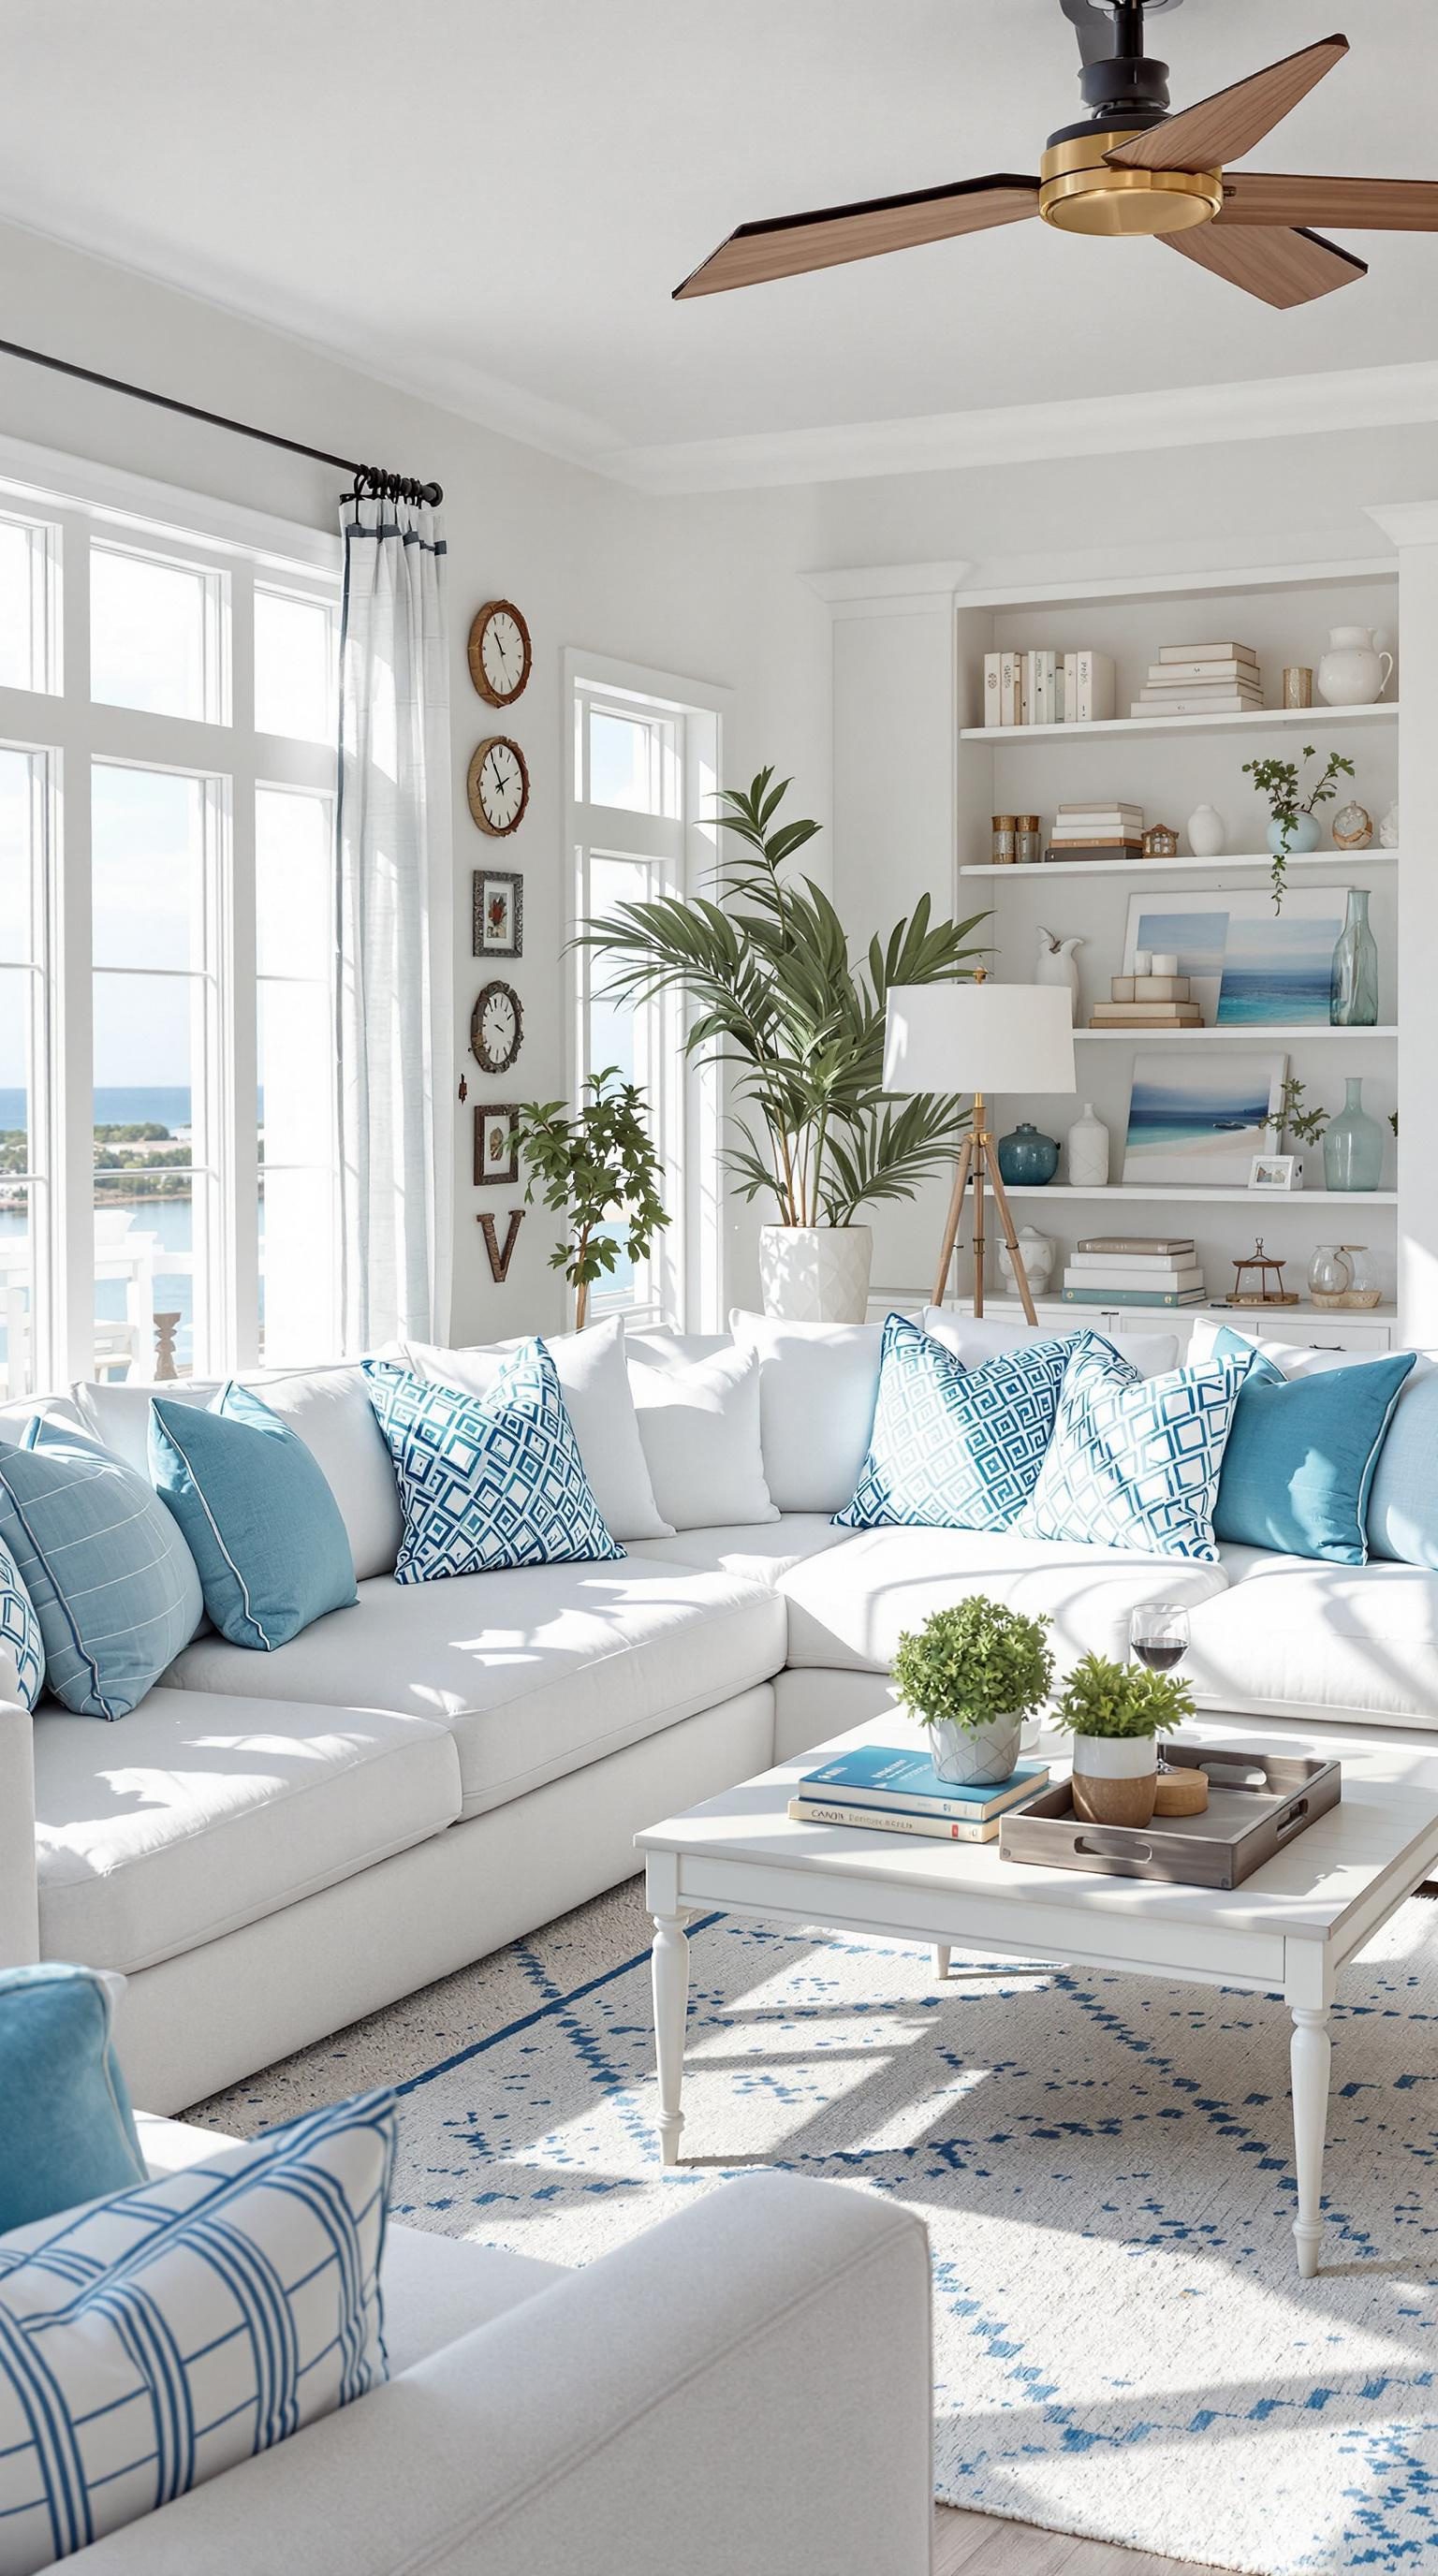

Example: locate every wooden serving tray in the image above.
[999,1746,1341,1889]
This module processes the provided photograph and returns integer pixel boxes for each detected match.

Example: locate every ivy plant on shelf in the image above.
[514,1068,669,1332]
[1241,745,1356,910]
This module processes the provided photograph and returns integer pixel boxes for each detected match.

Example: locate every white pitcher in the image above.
[1034,927,1084,1025]
[1316,625,1394,708]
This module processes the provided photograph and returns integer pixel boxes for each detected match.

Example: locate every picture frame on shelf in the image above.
[1122,888,1355,1028]
[1122,1048,1287,1188]
[473,867,523,959]
[474,1103,520,1187]
[1249,1152,1304,1193]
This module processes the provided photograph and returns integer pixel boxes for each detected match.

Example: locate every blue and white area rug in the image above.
[190,1880,1438,2575]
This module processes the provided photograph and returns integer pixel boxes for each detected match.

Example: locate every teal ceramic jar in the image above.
[997,1121,1060,1185]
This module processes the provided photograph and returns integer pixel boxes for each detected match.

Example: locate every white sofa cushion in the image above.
[779,1526,1228,1674]
[923,1309,1180,1377]
[162,1559,786,1818]
[403,1317,671,1543]
[74,1363,404,1581]
[626,1341,777,1530]
[34,1688,461,1972]
[1186,1544,1438,1727]
[626,1515,852,1586]
[728,1312,882,1514]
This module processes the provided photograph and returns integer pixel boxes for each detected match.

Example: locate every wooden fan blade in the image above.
[1108,35,1348,174]
[1163,222,1366,309]
[1219,171,1438,230]
[673,176,1040,299]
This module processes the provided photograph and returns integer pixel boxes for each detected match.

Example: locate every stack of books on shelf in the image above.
[787,1744,1050,1843]
[1090,970,1201,1029]
[1063,1237,1205,1310]
[1046,800,1144,863]
[1130,641,1263,720]
[982,648,1116,726]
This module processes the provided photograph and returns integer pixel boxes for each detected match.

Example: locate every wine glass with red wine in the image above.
[1129,1603,1191,1770]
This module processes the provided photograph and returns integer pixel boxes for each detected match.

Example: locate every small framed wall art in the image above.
[1249,1152,1304,1193]
[475,1104,520,1187]
[474,867,523,959]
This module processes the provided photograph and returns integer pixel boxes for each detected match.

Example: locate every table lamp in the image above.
[883,973,1077,1322]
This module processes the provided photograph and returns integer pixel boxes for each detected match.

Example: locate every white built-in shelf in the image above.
[960,701,1400,746]
[1076,1023,1396,1044]
[1001,1183,1398,1207]
[961,848,1398,881]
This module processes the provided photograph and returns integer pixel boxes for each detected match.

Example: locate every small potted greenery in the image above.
[1241,745,1356,910]
[1051,1653,1195,1827]
[514,1068,669,1331]
[891,1596,1054,1786]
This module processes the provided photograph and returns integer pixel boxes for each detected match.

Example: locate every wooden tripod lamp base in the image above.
[931,1093,1038,1325]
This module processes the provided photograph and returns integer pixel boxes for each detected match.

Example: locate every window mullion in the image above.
[55,520,95,1386]
[227,566,259,1371]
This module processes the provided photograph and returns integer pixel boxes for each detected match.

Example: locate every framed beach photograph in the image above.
[1123,899,1229,1023]
[473,868,523,959]
[1122,888,1354,1028]
[474,1103,520,1187]
[1249,1152,1303,1193]
[1123,1048,1287,1188]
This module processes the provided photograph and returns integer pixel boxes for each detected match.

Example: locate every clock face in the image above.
[471,979,523,1075]
[468,599,532,707]
[468,735,529,839]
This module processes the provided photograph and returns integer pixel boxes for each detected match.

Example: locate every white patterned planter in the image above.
[926,1712,1023,1786]
[758,1225,873,1324]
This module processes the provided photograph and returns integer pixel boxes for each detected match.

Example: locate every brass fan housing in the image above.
[1039,128,1223,235]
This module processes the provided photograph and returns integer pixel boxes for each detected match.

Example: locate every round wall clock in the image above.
[470,978,524,1075]
[467,735,530,838]
[468,599,532,708]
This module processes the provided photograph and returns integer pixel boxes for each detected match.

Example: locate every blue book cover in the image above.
[797,1747,1048,1820]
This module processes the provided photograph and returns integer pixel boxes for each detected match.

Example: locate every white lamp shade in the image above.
[883,983,1077,1096]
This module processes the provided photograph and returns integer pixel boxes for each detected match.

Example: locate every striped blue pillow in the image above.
[0,1423,202,1718]
[0,1537,42,1711]
[0,2088,395,2569]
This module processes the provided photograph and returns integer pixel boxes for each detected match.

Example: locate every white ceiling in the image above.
[3,0,1437,487]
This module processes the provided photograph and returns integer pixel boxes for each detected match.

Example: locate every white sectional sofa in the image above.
[3,1311,1436,2114]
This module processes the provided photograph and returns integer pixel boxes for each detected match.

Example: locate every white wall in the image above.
[0,219,831,1340]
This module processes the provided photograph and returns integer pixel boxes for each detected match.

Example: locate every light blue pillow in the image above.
[1017,1340,1251,1562]
[149,1382,358,1650]
[835,1312,1106,1531]
[0,1964,145,2233]
[1368,1359,1438,1567]
[364,1342,624,1583]
[1210,1324,1414,1565]
[0,1535,42,1710]
[0,1423,202,1718]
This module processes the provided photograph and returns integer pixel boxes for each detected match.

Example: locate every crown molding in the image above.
[1364,499,1438,549]
[608,360,1438,496]
[800,560,973,616]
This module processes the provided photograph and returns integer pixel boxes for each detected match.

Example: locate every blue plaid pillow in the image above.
[834,1313,1105,1532]
[364,1342,624,1583]
[1017,1339,1252,1561]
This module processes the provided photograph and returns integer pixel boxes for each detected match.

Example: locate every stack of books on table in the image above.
[1062,1237,1205,1310]
[787,1745,1050,1842]
[1130,642,1263,720]
[1045,801,1144,863]
[1090,971,1201,1030]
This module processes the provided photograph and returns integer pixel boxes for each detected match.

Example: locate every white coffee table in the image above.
[637,1713,1438,2277]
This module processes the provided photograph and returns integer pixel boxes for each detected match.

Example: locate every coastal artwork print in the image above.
[1215,890,1349,1027]
[1122,900,1228,1023]
[1123,1048,1286,1187]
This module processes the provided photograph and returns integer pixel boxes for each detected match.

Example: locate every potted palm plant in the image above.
[578,769,988,1321]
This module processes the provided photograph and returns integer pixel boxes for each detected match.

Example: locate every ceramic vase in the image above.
[1186,803,1225,857]
[996,1122,1060,1186]
[758,1224,873,1323]
[1034,928,1084,1025]
[1070,1734,1159,1828]
[1268,812,1320,856]
[1322,1079,1385,1193]
[1316,624,1394,707]
[926,1712,1023,1787]
[1066,1102,1110,1189]
[1329,887,1379,1028]
[999,1227,1056,1297]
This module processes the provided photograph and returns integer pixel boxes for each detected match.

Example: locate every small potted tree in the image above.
[891,1596,1054,1786]
[1051,1652,1195,1827]
[514,1068,669,1331]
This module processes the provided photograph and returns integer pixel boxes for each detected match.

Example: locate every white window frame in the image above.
[0,432,341,1392]
[563,649,729,1336]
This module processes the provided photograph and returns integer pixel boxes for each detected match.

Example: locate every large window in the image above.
[565,653,726,1333]
[0,464,340,1398]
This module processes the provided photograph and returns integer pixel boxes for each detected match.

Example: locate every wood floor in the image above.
[934,2507,1203,2576]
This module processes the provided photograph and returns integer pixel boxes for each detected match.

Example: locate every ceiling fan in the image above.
[674,0,1438,310]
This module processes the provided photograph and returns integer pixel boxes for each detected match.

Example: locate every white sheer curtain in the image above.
[336,492,452,1350]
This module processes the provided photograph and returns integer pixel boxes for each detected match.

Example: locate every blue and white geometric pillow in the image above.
[1017,1339,1253,1561]
[0,2088,396,2570]
[364,1342,624,1584]
[0,1536,42,1711]
[835,1313,1108,1533]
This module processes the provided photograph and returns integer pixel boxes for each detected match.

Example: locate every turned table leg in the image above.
[1290,2003,1332,2278]
[652,1911,691,2167]
[933,1945,952,1981]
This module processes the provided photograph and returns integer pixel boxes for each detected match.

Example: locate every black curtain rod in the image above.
[0,332,443,507]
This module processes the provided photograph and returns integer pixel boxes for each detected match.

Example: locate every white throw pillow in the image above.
[75,1364,404,1581]
[923,1308,1179,1379]
[728,1310,883,1514]
[404,1315,671,1541]
[626,1341,778,1530]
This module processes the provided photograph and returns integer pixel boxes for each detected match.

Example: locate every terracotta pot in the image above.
[1070,1734,1158,1828]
